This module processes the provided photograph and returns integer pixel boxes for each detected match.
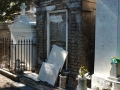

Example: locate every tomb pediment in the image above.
[9,15,36,33]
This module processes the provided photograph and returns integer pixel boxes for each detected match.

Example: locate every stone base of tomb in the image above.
[92,74,120,90]
[108,76,120,82]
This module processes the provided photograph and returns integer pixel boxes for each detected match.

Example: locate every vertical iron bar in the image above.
[29,40,30,70]
[11,40,13,72]
[15,45,16,74]
[4,38,6,56]
[6,38,8,68]
[21,40,22,70]
[3,38,5,56]
[6,38,8,70]
[24,39,25,71]
[18,40,19,59]
[26,40,28,70]
[3,38,4,56]
[9,39,10,71]
[2,38,3,56]
[31,40,33,71]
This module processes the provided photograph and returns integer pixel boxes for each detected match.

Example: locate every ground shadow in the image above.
[0,82,20,90]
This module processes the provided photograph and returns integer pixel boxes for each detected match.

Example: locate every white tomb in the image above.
[92,0,120,90]
[8,3,37,71]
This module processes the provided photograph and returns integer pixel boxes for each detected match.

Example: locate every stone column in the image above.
[92,0,120,90]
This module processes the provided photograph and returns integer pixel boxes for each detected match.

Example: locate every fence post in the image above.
[26,40,28,70]
[21,40,22,71]
[15,44,16,74]
[24,39,25,70]
[29,39,30,70]
[32,40,33,71]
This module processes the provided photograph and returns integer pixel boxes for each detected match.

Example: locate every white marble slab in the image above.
[47,44,68,70]
[38,62,60,86]
[38,45,68,85]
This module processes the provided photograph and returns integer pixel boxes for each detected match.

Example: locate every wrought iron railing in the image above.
[0,38,36,74]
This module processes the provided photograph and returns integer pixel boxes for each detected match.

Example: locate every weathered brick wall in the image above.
[0,23,11,64]
[35,0,95,88]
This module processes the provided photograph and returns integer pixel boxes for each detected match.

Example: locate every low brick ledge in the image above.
[19,76,75,90]
[0,69,75,90]
[0,68,21,81]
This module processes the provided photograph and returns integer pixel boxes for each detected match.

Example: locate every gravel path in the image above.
[0,73,20,90]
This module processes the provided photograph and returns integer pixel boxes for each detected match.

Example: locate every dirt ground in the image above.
[0,73,20,90]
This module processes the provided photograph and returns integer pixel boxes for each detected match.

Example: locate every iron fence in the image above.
[0,38,36,74]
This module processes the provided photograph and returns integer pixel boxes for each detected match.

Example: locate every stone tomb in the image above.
[92,0,120,90]
[38,45,68,86]
[8,3,37,71]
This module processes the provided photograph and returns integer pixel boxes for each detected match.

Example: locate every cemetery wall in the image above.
[0,23,11,38]
[35,0,96,87]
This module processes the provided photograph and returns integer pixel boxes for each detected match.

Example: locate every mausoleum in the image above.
[35,0,96,88]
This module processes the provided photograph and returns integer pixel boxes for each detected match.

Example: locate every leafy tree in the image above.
[0,0,32,21]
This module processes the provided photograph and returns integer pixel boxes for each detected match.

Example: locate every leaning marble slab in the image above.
[38,45,68,86]
[47,44,68,70]
[38,62,60,86]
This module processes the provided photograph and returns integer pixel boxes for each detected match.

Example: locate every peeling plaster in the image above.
[40,0,53,6]
[67,2,81,8]
[50,15,63,23]
[76,13,81,23]
[46,5,56,11]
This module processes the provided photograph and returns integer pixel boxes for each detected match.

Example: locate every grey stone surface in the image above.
[46,5,56,11]
[92,0,120,89]
[110,63,120,78]
[0,73,35,90]
[67,2,81,8]
[13,82,35,90]
[94,0,118,76]
[19,76,75,90]
[92,75,112,90]
[112,83,120,90]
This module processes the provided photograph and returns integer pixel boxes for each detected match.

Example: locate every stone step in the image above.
[19,72,75,90]
[0,68,20,81]
[13,82,35,90]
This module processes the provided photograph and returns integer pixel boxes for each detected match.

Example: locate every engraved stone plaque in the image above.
[38,62,60,86]
[47,44,68,70]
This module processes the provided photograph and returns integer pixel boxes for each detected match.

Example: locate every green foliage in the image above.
[79,66,88,77]
[0,0,32,21]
